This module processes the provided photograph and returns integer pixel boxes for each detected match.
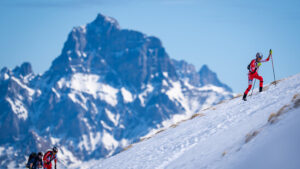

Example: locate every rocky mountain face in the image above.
[0,13,233,168]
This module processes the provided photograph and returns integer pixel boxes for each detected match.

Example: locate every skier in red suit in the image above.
[43,147,58,169]
[243,50,272,101]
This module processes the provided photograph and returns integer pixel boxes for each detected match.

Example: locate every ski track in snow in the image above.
[74,74,300,169]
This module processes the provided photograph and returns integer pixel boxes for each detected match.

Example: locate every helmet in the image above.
[38,152,43,159]
[53,146,58,153]
[256,52,263,59]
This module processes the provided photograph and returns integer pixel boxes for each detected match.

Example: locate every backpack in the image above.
[26,152,37,168]
[247,59,256,71]
[247,62,251,71]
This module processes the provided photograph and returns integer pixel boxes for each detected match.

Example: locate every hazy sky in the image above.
[0,0,299,92]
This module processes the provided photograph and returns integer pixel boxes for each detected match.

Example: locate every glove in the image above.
[269,49,272,55]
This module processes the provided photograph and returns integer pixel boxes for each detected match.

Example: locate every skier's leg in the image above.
[243,75,253,100]
[255,75,264,92]
[44,164,51,169]
[244,84,252,95]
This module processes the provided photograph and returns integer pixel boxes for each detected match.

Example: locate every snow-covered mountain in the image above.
[77,74,300,169]
[0,13,232,168]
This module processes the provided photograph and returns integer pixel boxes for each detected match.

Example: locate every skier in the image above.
[33,152,44,169]
[26,152,43,169]
[26,152,36,169]
[43,147,58,169]
[243,50,272,101]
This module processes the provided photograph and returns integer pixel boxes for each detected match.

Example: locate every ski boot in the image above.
[242,93,247,101]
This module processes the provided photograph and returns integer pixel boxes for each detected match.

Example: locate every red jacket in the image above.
[43,151,57,166]
[249,56,271,74]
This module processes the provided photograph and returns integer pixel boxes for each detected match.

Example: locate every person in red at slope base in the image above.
[43,146,58,169]
[243,49,272,101]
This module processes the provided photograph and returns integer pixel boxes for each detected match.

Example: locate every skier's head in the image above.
[256,52,263,61]
[38,152,43,159]
[53,146,58,154]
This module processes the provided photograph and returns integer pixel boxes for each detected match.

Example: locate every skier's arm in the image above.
[260,56,271,62]
[261,50,272,62]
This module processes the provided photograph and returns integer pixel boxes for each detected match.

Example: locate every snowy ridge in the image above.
[76,73,300,169]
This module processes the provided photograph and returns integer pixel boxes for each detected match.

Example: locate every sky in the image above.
[0,0,299,93]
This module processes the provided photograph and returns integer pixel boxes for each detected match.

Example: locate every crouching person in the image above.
[43,147,58,169]
[26,152,43,169]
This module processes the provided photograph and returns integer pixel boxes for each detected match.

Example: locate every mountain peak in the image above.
[199,64,211,73]
[12,62,33,77]
[199,64,232,92]
[1,67,9,74]
[91,13,120,29]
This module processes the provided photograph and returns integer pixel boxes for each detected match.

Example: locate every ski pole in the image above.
[270,49,276,85]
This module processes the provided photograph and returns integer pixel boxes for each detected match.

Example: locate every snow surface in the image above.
[11,77,35,96]
[75,73,300,169]
[102,131,119,152]
[121,87,133,103]
[57,146,81,167]
[224,107,300,169]
[6,98,28,120]
[3,73,9,80]
[52,87,61,98]
[101,120,113,131]
[79,25,87,34]
[68,92,88,110]
[166,80,192,114]
[138,84,154,107]
[50,137,61,145]
[163,72,169,78]
[60,73,119,106]
[183,81,232,109]
[89,132,101,152]
[105,108,120,126]
[0,147,5,156]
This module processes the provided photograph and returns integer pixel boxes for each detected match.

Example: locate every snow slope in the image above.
[74,73,300,169]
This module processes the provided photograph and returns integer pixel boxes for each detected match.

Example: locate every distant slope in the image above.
[77,73,300,169]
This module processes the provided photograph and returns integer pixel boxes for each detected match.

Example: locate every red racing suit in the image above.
[244,56,271,95]
[43,151,57,169]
